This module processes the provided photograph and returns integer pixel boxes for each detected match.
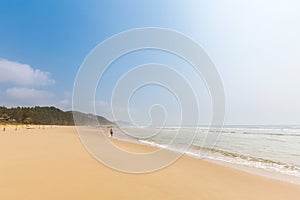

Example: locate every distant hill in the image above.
[71,110,113,126]
[0,106,114,125]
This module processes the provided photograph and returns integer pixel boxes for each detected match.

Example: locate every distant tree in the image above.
[24,117,33,124]
[0,106,113,125]
[2,113,9,119]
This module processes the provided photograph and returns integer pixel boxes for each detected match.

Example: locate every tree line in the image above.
[0,106,113,125]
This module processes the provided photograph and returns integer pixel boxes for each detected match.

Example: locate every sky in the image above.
[1,0,300,125]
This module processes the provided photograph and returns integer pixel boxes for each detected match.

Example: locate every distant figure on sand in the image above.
[110,128,113,138]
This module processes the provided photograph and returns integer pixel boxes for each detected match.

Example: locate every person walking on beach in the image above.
[110,128,113,138]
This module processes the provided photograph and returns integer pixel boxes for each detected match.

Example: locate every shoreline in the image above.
[1,125,300,199]
[132,139,300,185]
[205,156,300,185]
[100,126,300,185]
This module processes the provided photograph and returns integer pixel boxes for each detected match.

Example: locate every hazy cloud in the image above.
[5,87,54,106]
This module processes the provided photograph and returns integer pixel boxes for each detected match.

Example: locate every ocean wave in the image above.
[188,144,300,178]
[138,138,300,178]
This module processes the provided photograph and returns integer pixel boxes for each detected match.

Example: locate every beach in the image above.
[0,125,300,200]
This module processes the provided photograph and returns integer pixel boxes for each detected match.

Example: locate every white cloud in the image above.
[0,58,55,86]
[54,92,72,110]
[5,87,54,106]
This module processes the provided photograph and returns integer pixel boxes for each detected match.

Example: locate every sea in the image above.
[102,125,300,184]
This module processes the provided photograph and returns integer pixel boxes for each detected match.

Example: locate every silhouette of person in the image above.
[110,128,113,138]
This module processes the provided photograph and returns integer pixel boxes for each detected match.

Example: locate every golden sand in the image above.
[0,126,299,200]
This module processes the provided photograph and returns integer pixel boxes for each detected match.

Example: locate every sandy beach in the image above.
[0,125,300,200]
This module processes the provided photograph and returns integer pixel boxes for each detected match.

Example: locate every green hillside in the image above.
[0,106,113,125]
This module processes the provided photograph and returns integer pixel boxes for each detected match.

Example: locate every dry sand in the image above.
[0,125,300,200]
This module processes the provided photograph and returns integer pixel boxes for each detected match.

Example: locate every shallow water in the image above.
[103,125,300,184]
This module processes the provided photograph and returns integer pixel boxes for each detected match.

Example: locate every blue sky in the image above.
[1,0,300,125]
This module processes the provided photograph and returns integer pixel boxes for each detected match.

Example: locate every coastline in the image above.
[106,126,300,185]
[1,125,300,199]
